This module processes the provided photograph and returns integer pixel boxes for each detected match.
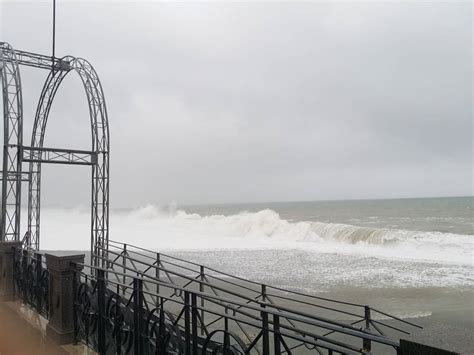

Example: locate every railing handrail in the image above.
[108,239,366,306]
[83,275,364,354]
[99,247,383,336]
[107,239,421,327]
[76,261,401,348]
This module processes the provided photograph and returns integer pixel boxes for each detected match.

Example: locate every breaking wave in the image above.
[40,205,473,265]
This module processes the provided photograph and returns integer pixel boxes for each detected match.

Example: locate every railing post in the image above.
[191,292,198,355]
[122,244,127,296]
[200,265,205,335]
[363,305,372,352]
[133,277,144,355]
[97,269,106,354]
[155,252,160,304]
[261,309,270,355]
[72,269,78,345]
[45,253,85,344]
[261,283,266,302]
[224,317,230,351]
[0,241,21,301]
[34,252,42,313]
[115,293,123,355]
[273,314,281,355]
[184,291,191,355]
[159,297,165,352]
[21,249,28,301]
[260,283,269,354]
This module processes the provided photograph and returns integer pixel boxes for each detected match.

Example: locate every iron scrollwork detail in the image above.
[145,307,184,354]
[75,279,136,354]
[13,249,49,318]
[105,292,134,354]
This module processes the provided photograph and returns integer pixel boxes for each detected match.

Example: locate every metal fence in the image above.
[8,241,422,354]
[72,264,400,355]
[13,247,49,318]
[69,240,421,354]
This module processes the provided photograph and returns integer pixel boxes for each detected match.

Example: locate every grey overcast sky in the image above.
[0,1,472,207]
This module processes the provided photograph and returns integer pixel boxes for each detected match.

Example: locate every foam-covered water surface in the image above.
[168,249,473,290]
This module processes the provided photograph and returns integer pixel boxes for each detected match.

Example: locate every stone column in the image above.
[0,241,22,301]
[45,253,84,344]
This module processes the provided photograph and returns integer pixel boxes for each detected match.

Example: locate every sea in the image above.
[40,196,473,290]
[38,196,474,351]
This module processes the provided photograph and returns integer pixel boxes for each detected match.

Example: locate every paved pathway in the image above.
[0,302,93,355]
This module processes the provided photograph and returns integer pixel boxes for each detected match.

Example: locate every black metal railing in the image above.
[13,247,49,318]
[104,240,420,328]
[96,240,421,352]
[7,241,422,354]
[72,260,412,355]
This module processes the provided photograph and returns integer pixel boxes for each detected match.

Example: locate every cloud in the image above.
[1,1,472,206]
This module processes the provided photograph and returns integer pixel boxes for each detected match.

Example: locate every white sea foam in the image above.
[372,311,433,320]
[39,205,473,266]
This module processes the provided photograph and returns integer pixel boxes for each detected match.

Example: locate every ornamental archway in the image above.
[0,42,110,262]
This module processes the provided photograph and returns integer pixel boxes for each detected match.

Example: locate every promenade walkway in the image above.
[0,302,93,355]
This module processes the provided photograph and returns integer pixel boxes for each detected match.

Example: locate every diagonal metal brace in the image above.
[0,171,31,182]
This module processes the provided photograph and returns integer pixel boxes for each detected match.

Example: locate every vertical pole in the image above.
[97,269,106,354]
[191,293,198,355]
[115,293,122,355]
[159,297,165,352]
[35,252,42,312]
[21,249,27,301]
[273,314,281,355]
[224,317,230,351]
[155,253,160,304]
[363,305,372,352]
[72,270,78,345]
[199,265,205,335]
[260,283,269,354]
[85,272,90,346]
[52,0,56,59]
[12,247,17,297]
[184,291,191,355]
[122,244,126,295]
[133,277,144,355]
[261,310,270,355]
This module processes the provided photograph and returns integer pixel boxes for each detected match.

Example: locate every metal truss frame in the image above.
[13,49,71,71]
[1,42,110,263]
[0,42,23,242]
[22,146,97,166]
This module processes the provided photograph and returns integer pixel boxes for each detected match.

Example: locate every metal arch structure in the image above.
[0,42,110,264]
[0,42,23,242]
[2,41,429,355]
[27,56,110,258]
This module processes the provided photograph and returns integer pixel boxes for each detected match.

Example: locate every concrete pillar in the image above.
[0,241,22,301]
[45,253,84,344]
